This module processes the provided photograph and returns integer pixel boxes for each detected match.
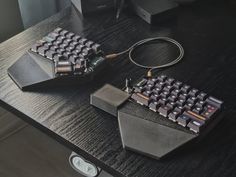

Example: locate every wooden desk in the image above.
[1,1,236,176]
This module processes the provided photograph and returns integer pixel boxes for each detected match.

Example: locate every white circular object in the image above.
[69,152,99,177]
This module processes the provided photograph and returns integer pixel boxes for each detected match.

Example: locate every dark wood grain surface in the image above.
[1,1,236,176]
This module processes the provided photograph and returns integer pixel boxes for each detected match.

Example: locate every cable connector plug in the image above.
[147,70,152,78]
[105,54,119,59]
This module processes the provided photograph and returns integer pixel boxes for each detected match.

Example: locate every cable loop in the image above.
[105,37,184,76]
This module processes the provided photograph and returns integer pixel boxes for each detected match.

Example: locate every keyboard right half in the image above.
[130,74,223,134]
[117,74,224,159]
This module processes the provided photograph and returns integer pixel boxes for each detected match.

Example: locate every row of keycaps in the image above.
[131,75,223,133]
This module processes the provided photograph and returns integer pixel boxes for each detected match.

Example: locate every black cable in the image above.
[105,37,184,77]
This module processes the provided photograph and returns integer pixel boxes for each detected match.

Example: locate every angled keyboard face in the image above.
[130,75,223,134]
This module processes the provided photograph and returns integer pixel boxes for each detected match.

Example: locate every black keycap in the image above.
[163,85,174,92]
[168,94,177,102]
[196,100,206,108]
[31,43,42,52]
[189,88,199,97]
[201,104,218,119]
[149,101,161,112]
[173,81,183,89]
[131,93,150,106]
[187,97,198,104]
[79,38,88,45]
[158,105,172,117]
[65,46,75,52]
[66,32,75,39]
[145,83,154,90]
[85,41,94,48]
[56,48,66,55]
[59,43,68,49]
[69,55,79,63]
[197,92,207,100]
[166,78,175,85]
[172,89,181,96]
[147,78,157,85]
[47,32,60,40]
[64,38,73,45]
[72,49,81,55]
[153,87,162,94]
[63,51,72,58]
[72,35,82,42]
[184,102,194,110]
[143,90,152,97]
[192,106,203,114]
[206,97,223,108]
[83,47,94,56]
[181,85,191,93]
[176,99,186,106]
[156,81,166,89]
[160,91,170,98]
[38,47,48,56]
[53,40,63,46]
[187,120,205,133]
[175,105,185,113]
[53,54,65,61]
[91,44,101,52]
[70,41,79,48]
[150,94,160,101]
[179,93,189,100]
[60,30,69,36]
[166,101,176,109]
[44,43,53,49]
[76,44,86,51]
[45,50,56,60]
[177,115,191,127]
[157,75,167,82]
[76,59,86,66]
[43,36,55,43]
[168,110,180,122]
[57,36,66,42]
[158,98,167,105]
[79,52,89,59]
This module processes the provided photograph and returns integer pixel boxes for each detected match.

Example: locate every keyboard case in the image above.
[91,84,224,159]
[8,51,106,90]
[118,100,224,159]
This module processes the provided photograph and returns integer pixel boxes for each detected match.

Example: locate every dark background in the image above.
[0,0,70,42]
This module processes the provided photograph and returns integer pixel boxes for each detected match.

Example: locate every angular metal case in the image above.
[118,101,197,159]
